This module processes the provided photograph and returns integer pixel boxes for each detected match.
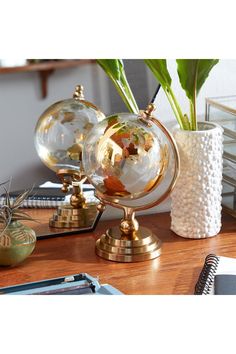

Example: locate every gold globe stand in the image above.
[49,169,98,228]
[94,104,180,262]
[96,206,162,262]
[42,84,104,230]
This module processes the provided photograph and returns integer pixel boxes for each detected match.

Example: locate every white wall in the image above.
[0,63,106,190]
[0,59,235,220]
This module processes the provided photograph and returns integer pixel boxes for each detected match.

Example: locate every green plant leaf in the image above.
[145,59,189,130]
[97,59,122,81]
[176,59,219,100]
[97,59,139,114]
[176,59,219,130]
[144,59,172,89]
[144,59,219,131]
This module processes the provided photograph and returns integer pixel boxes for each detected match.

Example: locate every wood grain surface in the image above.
[0,210,235,295]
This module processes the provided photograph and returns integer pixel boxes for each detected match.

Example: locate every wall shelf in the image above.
[0,59,96,98]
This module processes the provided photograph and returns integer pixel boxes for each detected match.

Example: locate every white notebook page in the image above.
[209,256,236,294]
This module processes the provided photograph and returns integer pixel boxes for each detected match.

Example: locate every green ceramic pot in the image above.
[0,221,36,266]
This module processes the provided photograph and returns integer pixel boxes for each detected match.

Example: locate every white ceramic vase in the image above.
[170,122,223,238]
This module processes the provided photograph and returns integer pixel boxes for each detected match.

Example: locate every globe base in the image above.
[49,203,98,228]
[95,226,162,262]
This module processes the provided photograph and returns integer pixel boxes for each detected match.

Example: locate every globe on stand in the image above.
[34,85,105,229]
[83,104,180,262]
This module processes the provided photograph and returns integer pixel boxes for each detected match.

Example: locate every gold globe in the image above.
[34,85,106,229]
[83,112,169,202]
[34,85,105,175]
[82,105,180,262]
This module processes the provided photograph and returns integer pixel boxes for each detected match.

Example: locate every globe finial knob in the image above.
[144,103,156,117]
[73,85,85,100]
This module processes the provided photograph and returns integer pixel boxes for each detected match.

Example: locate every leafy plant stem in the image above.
[189,60,198,130]
[112,77,139,114]
[165,90,184,129]
[189,99,196,130]
[97,59,139,114]
[166,87,190,130]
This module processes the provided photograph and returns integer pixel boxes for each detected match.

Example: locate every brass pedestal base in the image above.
[49,203,98,228]
[95,226,162,262]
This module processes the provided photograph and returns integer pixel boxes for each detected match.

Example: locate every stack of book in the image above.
[0,182,96,208]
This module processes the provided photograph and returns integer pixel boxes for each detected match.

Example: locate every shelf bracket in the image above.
[38,69,54,98]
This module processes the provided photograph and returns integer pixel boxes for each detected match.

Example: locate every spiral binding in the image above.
[194,254,220,295]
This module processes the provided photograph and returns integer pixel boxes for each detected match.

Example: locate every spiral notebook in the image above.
[195,254,236,295]
[0,181,96,208]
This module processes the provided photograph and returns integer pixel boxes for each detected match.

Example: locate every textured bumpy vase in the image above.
[171,122,223,238]
[0,221,36,266]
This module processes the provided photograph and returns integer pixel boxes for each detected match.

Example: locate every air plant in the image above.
[0,183,37,237]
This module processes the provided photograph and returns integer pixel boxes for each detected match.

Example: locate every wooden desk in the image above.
[0,211,235,294]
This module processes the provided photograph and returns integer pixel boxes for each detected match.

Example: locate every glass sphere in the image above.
[35,98,105,173]
[83,113,170,201]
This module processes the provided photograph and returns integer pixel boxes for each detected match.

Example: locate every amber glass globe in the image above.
[83,112,171,202]
[35,97,105,173]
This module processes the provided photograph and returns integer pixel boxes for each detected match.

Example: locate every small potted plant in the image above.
[97,59,223,239]
[0,184,37,266]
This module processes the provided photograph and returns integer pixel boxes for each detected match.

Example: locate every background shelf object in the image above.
[205,96,236,138]
[0,59,96,98]
[222,181,236,217]
[223,139,236,163]
[206,95,236,218]
[223,161,236,186]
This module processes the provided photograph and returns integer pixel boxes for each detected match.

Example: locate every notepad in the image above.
[0,181,96,208]
[195,254,236,295]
